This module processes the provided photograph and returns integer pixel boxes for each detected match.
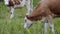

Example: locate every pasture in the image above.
[0,0,60,34]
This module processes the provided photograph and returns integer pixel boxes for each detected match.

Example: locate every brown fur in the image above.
[8,0,14,6]
[26,0,60,21]
[7,0,23,6]
[13,0,21,5]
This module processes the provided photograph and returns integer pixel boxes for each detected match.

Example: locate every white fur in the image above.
[41,17,46,22]
[41,15,55,34]
[20,0,26,7]
[48,15,55,34]
[4,0,9,5]
[44,23,48,34]
[50,24,54,32]
[24,17,33,29]
[10,7,14,19]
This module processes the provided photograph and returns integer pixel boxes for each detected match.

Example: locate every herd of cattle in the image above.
[4,0,60,34]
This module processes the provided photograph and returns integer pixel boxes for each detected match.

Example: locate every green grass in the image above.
[0,0,60,34]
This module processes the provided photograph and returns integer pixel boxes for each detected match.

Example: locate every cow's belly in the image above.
[14,5,22,8]
[14,0,26,8]
[50,7,60,15]
[14,3,25,8]
[48,0,60,15]
[52,11,60,15]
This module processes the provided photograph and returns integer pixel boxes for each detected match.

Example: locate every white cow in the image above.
[4,0,33,19]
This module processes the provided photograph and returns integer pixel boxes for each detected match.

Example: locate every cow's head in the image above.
[24,14,43,29]
[4,0,9,5]
[24,17,33,29]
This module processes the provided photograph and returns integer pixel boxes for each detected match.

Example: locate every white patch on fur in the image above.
[24,17,33,29]
[10,14,14,19]
[49,23,55,34]
[20,0,26,7]
[4,0,9,5]
[41,17,46,22]
[51,24,54,32]
[48,15,55,34]
[14,0,26,8]
[10,7,14,19]
[44,23,48,34]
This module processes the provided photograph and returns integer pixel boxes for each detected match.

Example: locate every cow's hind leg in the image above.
[43,16,55,34]
[10,7,14,19]
[26,0,32,15]
[48,15,55,34]
[20,0,26,7]
[49,23,55,34]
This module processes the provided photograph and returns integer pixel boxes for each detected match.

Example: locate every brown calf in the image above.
[24,0,60,34]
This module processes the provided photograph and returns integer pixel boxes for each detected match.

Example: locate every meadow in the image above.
[0,0,60,34]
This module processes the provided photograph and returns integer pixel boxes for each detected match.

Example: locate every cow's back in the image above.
[49,0,60,15]
[8,0,22,6]
[26,0,60,21]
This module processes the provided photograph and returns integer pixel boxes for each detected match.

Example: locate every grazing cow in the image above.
[24,0,60,34]
[4,0,33,19]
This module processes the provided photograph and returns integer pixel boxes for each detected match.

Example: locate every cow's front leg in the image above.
[41,17,48,34]
[42,17,48,34]
[44,22,48,34]
[20,0,26,7]
[26,0,32,15]
[10,7,14,19]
